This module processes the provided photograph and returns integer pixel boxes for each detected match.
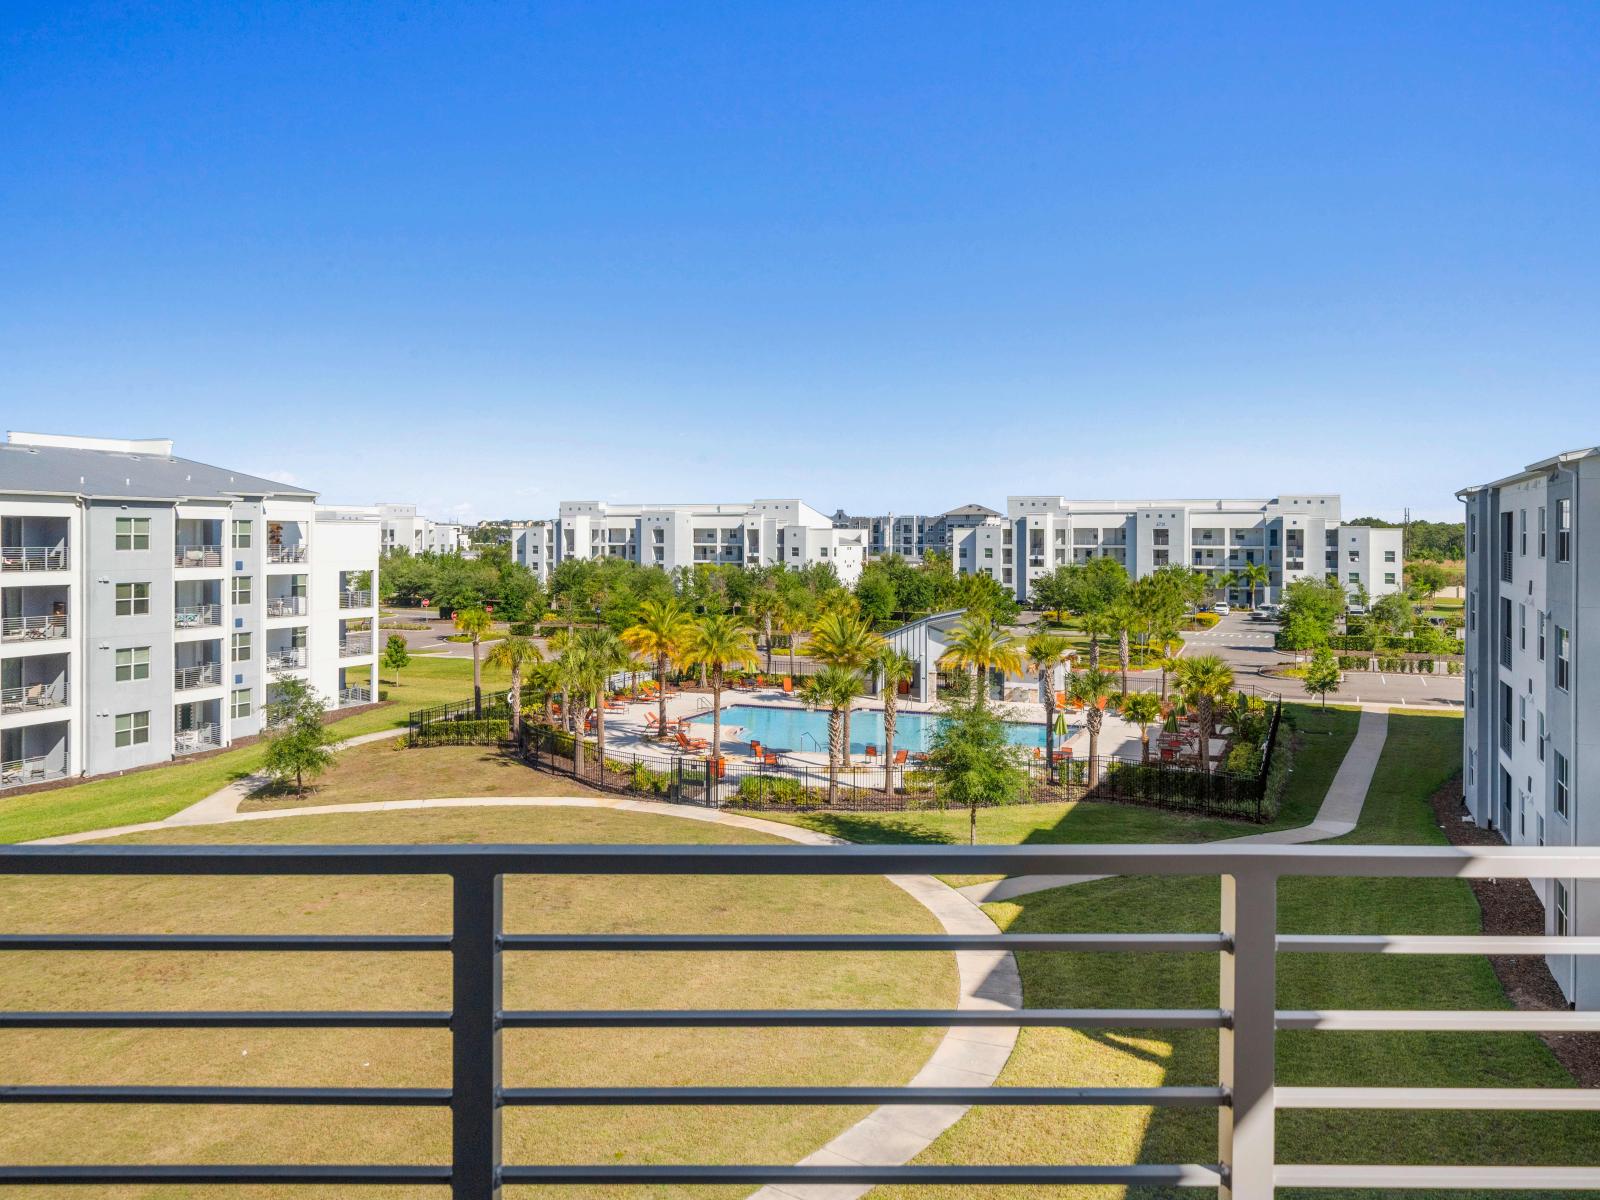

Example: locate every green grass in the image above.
[0,658,499,843]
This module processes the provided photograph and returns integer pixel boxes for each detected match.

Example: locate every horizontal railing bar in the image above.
[499,1164,1226,1186]
[0,1086,450,1106]
[8,841,1600,879]
[0,934,450,952]
[500,1085,1229,1106]
[0,1011,450,1029]
[501,933,1229,953]
[1279,934,1600,955]
[1277,1086,1600,1110]
[0,1165,450,1185]
[500,1008,1227,1029]
[1275,1164,1600,1189]
[1277,1010,1600,1032]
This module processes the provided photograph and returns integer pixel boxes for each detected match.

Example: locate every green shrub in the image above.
[733,775,815,807]
[411,718,509,747]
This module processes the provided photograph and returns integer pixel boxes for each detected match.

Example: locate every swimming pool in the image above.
[689,704,1053,754]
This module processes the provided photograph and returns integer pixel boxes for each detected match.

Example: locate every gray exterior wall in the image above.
[229,501,265,738]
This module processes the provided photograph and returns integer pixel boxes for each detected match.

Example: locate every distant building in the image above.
[377,503,467,556]
[832,504,999,562]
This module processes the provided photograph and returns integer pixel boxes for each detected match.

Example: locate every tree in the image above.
[1370,592,1414,638]
[938,614,1023,708]
[484,634,542,740]
[747,579,784,674]
[777,600,810,682]
[1118,691,1163,762]
[552,632,590,772]
[1065,667,1116,785]
[1405,560,1450,603]
[1303,647,1342,711]
[381,634,410,686]
[261,678,335,797]
[621,597,695,739]
[681,613,759,764]
[1242,562,1271,610]
[802,666,863,805]
[1154,634,1184,703]
[453,606,493,716]
[1079,607,1110,670]
[575,627,632,777]
[927,674,1029,844]
[1107,599,1137,696]
[1174,654,1234,774]
[1279,576,1346,651]
[805,611,885,762]
[1212,570,1239,605]
[874,648,917,795]
[1024,632,1071,768]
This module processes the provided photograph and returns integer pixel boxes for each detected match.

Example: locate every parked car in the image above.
[1256,603,1281,620]
[1213,603,1231,616]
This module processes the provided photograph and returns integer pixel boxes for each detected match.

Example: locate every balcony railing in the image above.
[1,545,69,572]
[0,756,68,788]
[1501,548,1514,583]
[338,589,372,610]
[173,604,222,630]
[266,544,308,564]
[266,596,307,618]
[0,681,68,714]
[339,634,372,658]
[1,614,69,642]
[173,723,222,755]
[266,647,307,671]
[338,685,373,706]
[174,544,223,568]
[173,662,222,691]
[0,843,1597,1195]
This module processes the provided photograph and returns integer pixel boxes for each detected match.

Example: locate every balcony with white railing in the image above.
[339,633,372,658]
[1,545,70,572]
[173,721,222,755]
[265,643,307,672]
[0,516,71,574]
[173,544,223,569]
[1,612,70,643]
[265,595,307,618]
[173,661,223,691]
[338,685,373,706]
[265,520,309,565]
[0,720,69,788]
[0,679,69,716]
[338,589,372,610]
[173,604,222,631]
[0,754,69,788]
[174,518,224,569]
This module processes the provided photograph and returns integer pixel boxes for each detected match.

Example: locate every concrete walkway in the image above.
[957,707,1391,905]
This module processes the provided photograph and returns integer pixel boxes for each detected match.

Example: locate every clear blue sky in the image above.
[4,3,1596,522]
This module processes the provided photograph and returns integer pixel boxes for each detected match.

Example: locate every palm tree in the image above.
[529,659,562,726]
[575,627,632,778]
[1211,570,1239,608]
[1065,667,1116,786]
[552,633,590,773]
[802,666,862,805]
[1174,654,1235,774]
[805,612,885,763]
[748,580,784,675]
[1119,691,1163,763]
[621,597,694,740]
[1107,599,1137,697]
[681,613,759,764]
[1079,607,1111,670]
[1024,631,1071,768]
[483,634,542,741]
[777,602,809,682]
[453,606,493,716]
[874,648,916,795]
[938,614,1023,709]
[1154,633,1184,702]
[1242,562,1271,611]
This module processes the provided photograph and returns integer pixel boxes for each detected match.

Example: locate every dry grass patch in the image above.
[0,806,957,1199]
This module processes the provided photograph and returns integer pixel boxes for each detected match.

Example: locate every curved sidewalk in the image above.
[958,706,1391,905]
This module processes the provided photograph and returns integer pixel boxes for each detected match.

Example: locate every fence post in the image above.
[1218,868,1276,1199]
[452,869,503,1200]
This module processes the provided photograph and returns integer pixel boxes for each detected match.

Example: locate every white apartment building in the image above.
[1460,447,1599,1007]
[1,432,379,791]
[378,503,467,556]
[951,494,1403,604]
[515,500,865,585]
[831,503,1002,562]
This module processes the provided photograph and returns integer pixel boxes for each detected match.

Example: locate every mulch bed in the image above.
[1430,773,1600,1085]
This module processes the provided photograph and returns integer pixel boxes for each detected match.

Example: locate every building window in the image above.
[1469,512,1477,553]
[983,548,993,559]
[232,520,252,549]
[1537,711,1546,762]
[1554,881,1571,936]
[1348,550,1360,562]
[232,576,252,605]
[114,647,150,682]
[1519,509,1527,556]
[1518,695,1527,743]
[115,711,150,748]
[1557,499,1571,562]
[231,688,252,719]
[1555,751,1569,818]
[1384,572,1396,585]
[1555,626,1570,691]
[232,632,252,663]
[1347,571,1360,585]
[1468,592,1477,631]
[1384,549,1396,562]
[1467,669,1475,711]
[1519,604,1527,651]
[1538,506,1546,557]
[1468,747,1476,788]
[115,517,150,551]
[1538,611,1546,660]
[115,583,150,616]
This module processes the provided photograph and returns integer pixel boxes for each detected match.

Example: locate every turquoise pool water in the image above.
[689,703,1054,754]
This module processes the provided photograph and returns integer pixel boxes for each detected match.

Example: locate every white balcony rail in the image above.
[173,662,222,691]
[266,544,308,564]
[0,681,68,714]
[173,723,222,755]
[173,604,222,630]
[339,634,372,658]
[0,756,68,788]
[265,596,307,618]
[338,685,373,706]
[338,589,372,610]
[173,545,223,568]
[1,545,69,572]
[266,647,307,671]
[1,614,69,642]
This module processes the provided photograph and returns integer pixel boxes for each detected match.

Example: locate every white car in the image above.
[1213,603,1231,616]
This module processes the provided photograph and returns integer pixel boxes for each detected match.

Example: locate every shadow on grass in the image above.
[773,812,957,846]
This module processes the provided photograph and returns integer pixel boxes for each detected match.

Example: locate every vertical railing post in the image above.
[452,869,503,1200]
[1219,868,1276,1199]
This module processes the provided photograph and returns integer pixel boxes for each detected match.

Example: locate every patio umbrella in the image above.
[1053,712,1069,738]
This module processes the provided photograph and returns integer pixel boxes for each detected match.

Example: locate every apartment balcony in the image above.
[174,604,222,630]
[340,634,372,658]
[173,662,223,691]
[0,754,69,789]
[1501,549,1514,584]
[174,544,223,569]
[339,589,372,610]
[1,613,69,643]
[266,596,308,618]
[0,679,68,715]
[266,646,307,672]
[266,543,309,565]
[338,685,373,706]
[173,722,222,756]
[1,545,70,573]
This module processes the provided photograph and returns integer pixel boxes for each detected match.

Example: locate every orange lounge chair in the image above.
[864,745,878,761]
[645,712,660,727]
[675,730,708,753]
[762,751,780,767]
[892,749,909,766]
[781,677,793,693]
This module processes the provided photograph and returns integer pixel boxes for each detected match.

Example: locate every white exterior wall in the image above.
[307,506,381,709]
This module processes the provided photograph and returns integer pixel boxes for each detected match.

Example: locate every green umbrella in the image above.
[1053,712,1069,737]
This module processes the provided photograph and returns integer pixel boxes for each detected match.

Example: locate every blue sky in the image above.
[3,3,1596,522]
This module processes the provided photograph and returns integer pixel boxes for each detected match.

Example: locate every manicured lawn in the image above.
[0,806,954,1199]
[0,658,497,843]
